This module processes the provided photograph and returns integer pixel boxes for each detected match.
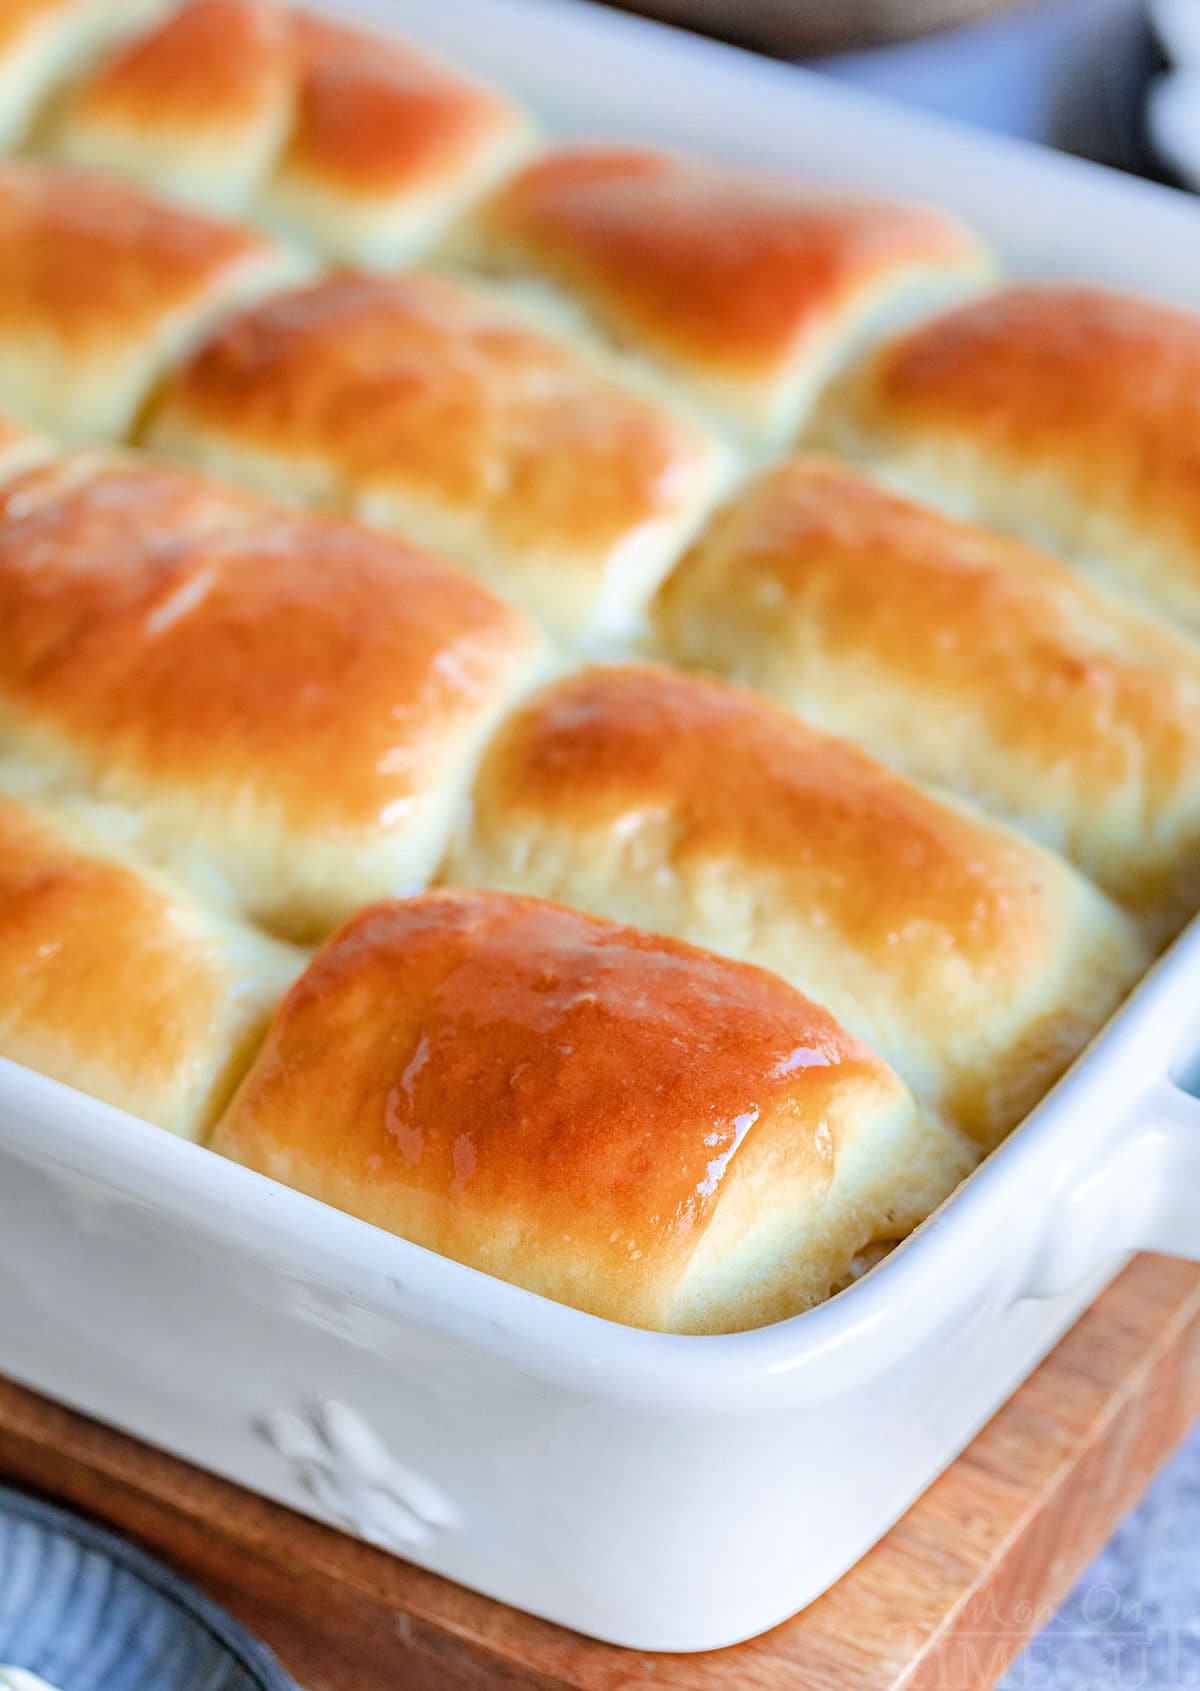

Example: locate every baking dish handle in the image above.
[1135,1075,1200,1261]
[1023,1075,1200,1297]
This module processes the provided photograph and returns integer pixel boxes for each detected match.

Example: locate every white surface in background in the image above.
[814,0,1142,143]
[1149,0,1200,185]
[1152,0,1200,61]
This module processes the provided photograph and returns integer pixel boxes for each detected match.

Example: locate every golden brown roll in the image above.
[0,159,300,443]
[817,282,1200,631]
[655,455,1200,944]
[0,0,163,147]
[143,269,731,645]
[258,9,532,264]
[446,143,991,447]
[446,664,1146,1147]
[0,792,298,1138]
[0,452,544,941]
[211,889,975,1332]
[43,0,293,216]
[46,0,532,261]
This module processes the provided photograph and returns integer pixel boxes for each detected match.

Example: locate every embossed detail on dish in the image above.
[259,1399,458,1549]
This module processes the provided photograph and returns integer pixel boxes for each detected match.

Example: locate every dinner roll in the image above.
[257,8,532,264]
[0,792,299,1138]
[0,453,544,941]
[143,269,730,645]
[654,455,1200,944]
[446,143,991,447]
[0,159,300,443]
[43,0,294,217]
[211,889,975,1332]
[446,665,1147,1147]
[0,0,163,148]
[817,283,1200,631]
[46,0,532,261]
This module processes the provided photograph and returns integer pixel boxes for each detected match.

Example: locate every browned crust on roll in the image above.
[57,0,289,139]
[0,0,164,147]
[211,889,947,1332]
[144,269,727,641]
[0,158,277,355]
[820,283,1200,628]
[279,10,525,200]
[47,0,530,257]
[451,143,989,439]
[449,662,1148,1145]
[0,794,295,1138]
[0,452,543,938]
[0,158,295,441]
[655,454,1200,939]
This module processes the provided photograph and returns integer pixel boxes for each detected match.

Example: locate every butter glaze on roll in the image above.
[818,283,1200,631]
[0,453,544,941]
[447,143,991,447]
[45,0,532,261]
[447,664,1147,1147]
[0,159,299,442]
[655,455,1200,945]
[211,889,974,1332]
[0,793,298,1138]
[0,4,1176,1324]
[0,0,164,147]
[143,269,730,645]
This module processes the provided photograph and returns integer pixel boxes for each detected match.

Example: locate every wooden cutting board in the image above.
[1,1251,1198,1691]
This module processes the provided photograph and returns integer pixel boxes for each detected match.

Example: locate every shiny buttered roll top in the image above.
[0,0,1188,1335]
[0,158,300,443]
[0,452,545,941]
[0,793,299,1138]
[446,659,1149,1149]
[0,0,164,149]
[816,283,1200,633]
[211,889,975,1333]
[40,0,533,261]
[445,142,993,447]
[655,454,1200,945]
[142,268,732,647]
[446,663,1147,1148]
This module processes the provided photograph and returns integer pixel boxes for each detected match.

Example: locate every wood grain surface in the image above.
[1,1252,1198,1691]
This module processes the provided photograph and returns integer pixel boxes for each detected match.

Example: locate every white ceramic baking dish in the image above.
[2,0,1200,1653]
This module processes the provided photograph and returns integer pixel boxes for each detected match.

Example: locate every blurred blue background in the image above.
[810,0,1156,170]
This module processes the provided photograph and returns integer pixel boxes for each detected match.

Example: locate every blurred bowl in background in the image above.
[0,1487,292,1691]
[602,0,1037,56]
[608,0,1161,177]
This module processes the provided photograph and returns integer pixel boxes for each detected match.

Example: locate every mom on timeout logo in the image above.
[887,1583,1199,1689]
